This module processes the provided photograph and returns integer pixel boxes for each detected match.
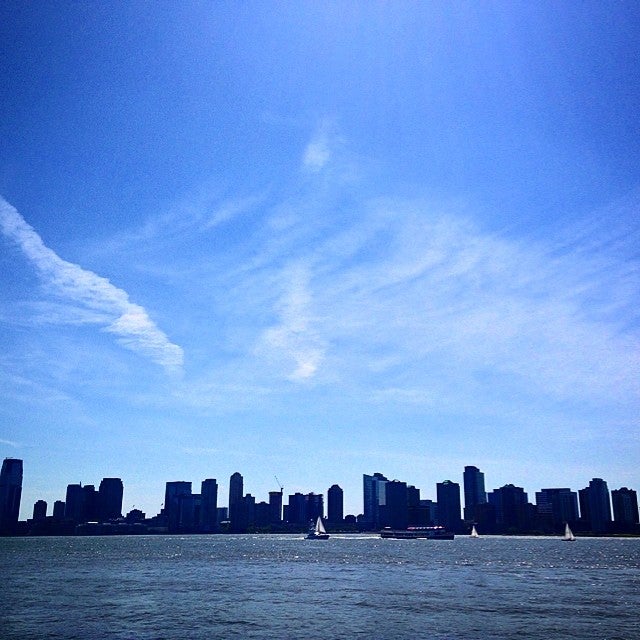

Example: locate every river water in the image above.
[1,534,638,639]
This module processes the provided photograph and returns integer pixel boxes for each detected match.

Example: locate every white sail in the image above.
[470,525,479,538]
[316,517,327,534]
[563,523,576,541]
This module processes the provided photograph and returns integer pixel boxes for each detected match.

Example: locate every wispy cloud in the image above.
[302,122,336,172]
[256,262,325,381]
[186,186,639,410]
[0,197,183,372]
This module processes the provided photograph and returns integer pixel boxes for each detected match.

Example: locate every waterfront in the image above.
[1,534,638,639]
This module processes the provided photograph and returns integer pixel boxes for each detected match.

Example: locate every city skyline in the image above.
[4,456,638,536]
[1,4,639,521]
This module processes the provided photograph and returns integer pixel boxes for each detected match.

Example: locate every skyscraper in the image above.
[228,472,244,532]
[64,484,84,523]
[463,466,487,521]
[327,484,343,523]
[535,488,579,530]
[436,480,462,532]
[385,480,409,530]
[164,481,192,532]
[98,478,124,521]
[32,500,47,521]
[0,458,23,535]
[363,472,388,529]
[200,478,218,533]
[488,484,532,533]
[611,487,639,527]
[583,478,612,533]
[268,490,283,524]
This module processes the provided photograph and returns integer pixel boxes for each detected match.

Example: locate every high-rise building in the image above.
[52,500,65,520]
[82,485,98,522]
[287,492,307,525]
[611,487,638,527]
[64,484,84,523]
[268,491,283,524]
[363,473,388,529]
[306,493,324,522]
[582,478,612,533]
[254,501,271,528]
[535,488,579,531]
[385,480,409,530]
[436,480,462,532]
[32,500,47,521]
[488,484,532,533]
[98,478,124,521]
[327,484,343,523]
[0,458,23,535]
[164,481,192,532]
[179,493,201,531]
[463,466,487,521]
[200,479,218,533]
[228,472,243,532]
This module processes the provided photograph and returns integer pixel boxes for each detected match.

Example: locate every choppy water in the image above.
[1,534,638,639]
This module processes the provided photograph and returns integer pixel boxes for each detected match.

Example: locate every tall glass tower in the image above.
[463,465,487,522]
[0,458,23,535]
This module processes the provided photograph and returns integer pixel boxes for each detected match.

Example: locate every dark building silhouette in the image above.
[475,501,497,534]
[243,494,256,529]
[82,485,98,522]
[306,493,324,522]
[578,487,591,529]
[216,507,228,524]
[64,484,84,523]
[535,488,579,532]
[255,501,270,528]
[285,492,323,526]
[327,484,344,523]
[200,479,218,532]
[363,472,388,529]
[611,487,639,529]
[581,478,612,533]
[488,484,532,533]
[98,478,123,521]
[52,500,65,520]
[287,492,307,525]
[32,499,47,521]
[125,508,145,523]
[179,493,201,531]
[463,466,487,521]
[0,458,23,535]
[436,480,462,532]
[268,491,283,524]
[164,481,192,532]
[384,480,409,530]
[228,472,243,532]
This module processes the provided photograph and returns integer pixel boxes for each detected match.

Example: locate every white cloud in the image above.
[302,126,332,172]
[257,263,325,381]
[0,197,183,372]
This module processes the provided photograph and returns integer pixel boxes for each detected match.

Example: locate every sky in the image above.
[1,1,639,520]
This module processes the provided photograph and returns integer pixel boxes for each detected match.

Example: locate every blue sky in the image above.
[1,2,638,519]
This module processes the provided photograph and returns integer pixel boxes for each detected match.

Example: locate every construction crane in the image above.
[274,475,284,494]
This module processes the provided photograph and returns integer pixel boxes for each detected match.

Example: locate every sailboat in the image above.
[562,523,576,541]
[470,525,479,538]
[306,516,330,540]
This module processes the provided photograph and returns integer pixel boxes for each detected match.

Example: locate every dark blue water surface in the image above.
[1,534,638,639]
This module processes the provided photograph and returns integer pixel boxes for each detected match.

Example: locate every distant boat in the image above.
[380,526,454,540]
[563,523,576,541]
[470,525,479,538]
[306,517,329,540]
